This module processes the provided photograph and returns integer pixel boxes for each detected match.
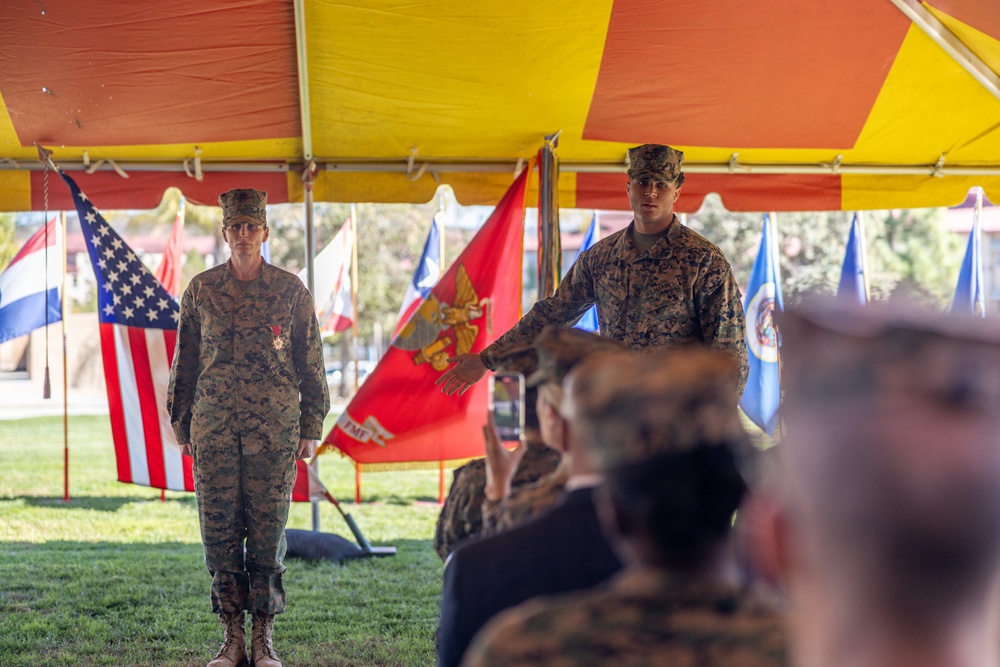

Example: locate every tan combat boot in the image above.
[250,613,281,667]
[207,612,248,667]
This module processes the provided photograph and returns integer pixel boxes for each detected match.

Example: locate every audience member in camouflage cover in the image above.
[438,143,748,397]
[747,297,1000,667]
[480,327,627,536]
[462,347,784,667]
[433,382,561,561]
[438,329,631,667]
[167,188,330,667]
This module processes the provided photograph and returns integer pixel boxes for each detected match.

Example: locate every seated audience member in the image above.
[434,343,561,561]
[747,297,1000,667]
[462,347,785,667]
[436,329,630,667]
[479,327,626,536]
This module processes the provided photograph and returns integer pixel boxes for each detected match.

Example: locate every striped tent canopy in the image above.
[2,0,999,212]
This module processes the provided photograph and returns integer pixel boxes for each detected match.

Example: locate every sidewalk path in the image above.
[0,377,109,420]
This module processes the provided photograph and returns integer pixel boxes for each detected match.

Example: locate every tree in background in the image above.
[0,213,16,268]
[266,200,475,364]
[686,194,963,307]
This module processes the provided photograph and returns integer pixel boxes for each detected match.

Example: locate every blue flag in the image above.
[740,214,784,435]
[952,193,985,317]
[572,214,599,332]
[837,213,867,305]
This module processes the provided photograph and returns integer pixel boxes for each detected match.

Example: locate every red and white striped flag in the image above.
[154,197,185,298]
[60,171,192,491]
[299,216,354,335]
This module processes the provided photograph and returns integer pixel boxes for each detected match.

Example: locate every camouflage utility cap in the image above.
[567,346,749,472]
[627,144,684,182]
[779,295,1000,412]
[526,327,628,388]
[219,188,267,227]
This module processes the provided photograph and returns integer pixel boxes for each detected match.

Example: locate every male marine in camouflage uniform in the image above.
[167,189,330,667]
[438,143,748,397]
[434,343,561,560]
[461,348,784,667]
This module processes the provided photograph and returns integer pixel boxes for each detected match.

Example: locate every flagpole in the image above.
[437,197,447,503]
[976,187,985,316]
[350,204,360,390]
[61,210,70,503]
[350,203,362,504]
[857,211,871,302]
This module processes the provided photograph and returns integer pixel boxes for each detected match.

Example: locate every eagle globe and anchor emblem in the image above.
[335,264,490,449]
[746,282,779,363]
[391,264,491,370]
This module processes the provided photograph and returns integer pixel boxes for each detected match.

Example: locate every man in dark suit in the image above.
[436,331,629,667]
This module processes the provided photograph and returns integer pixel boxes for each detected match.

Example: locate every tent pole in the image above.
[889,0,1000,103]
[350,204,361,505]
[538,138,561,299]
[293,0,315,161]
[9,158,1000,179]
[303,166,320,532]
[350,203,359,391]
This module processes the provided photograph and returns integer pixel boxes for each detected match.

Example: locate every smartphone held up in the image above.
[489,372,525,442]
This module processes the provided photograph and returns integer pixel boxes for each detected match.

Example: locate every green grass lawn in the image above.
[0,414,448,667]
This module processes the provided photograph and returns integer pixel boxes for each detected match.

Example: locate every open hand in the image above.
[436,353,488,395]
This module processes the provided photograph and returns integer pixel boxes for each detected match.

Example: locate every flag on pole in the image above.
[837,213,868,305]
[154,197,185,298]
[952,189,986,317]
[0,217,62,344]
[739,213,784,435]
[60,171,315,499]
[393,214,443,339]
[320,162,532,467]
[572,214,599,332]
[300,217,354,334]
[59,171,193,491]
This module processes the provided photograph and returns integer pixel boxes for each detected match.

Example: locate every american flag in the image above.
[61,171,319,501]
[60,171,192,491]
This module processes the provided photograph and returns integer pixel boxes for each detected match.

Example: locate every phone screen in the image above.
[490,372,525,442]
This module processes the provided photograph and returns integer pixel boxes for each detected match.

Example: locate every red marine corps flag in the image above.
[320,162,532,467]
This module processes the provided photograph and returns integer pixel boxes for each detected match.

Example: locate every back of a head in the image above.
[778,296,1000,625]
[566,346,752,571]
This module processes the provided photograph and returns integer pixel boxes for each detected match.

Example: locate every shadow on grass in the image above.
[354,494,440,505]
[20,494,197,512]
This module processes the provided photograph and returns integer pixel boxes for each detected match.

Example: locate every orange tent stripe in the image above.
[930,0,1000,41]
[585,0,911,149]
[1,0,300,147]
